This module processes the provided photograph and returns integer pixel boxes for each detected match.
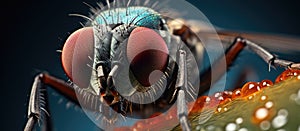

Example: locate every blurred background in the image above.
[1,0,300,130]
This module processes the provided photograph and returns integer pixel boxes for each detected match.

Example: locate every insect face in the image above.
[61,4,177,118]
[59,1,208,128]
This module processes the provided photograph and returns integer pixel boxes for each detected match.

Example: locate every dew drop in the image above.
[232,89,242,99]
[260,120,271,130]
[277,129,286,131]
[254,107,269,122]
[224,107,228,112]
[278,109,288,117]
[261,95,267,101]
[238,128,248,131]
[290,94,297,101]
[260,80,273,88]
[275,69,300,83]
[241,82,261,97]
[225,123,237,131]
[295,97,300,105]
[214,91,232,104]
[192,96,211,113]
[248,95,254,100]
[272,115,287,129]
[217,107,222,112]
[265,101,274,109]
[236,117,243,124]
[214,92,222,98]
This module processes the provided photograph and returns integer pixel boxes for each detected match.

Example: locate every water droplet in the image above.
[298,89,300,98]
[236,117,243,124]
[254,107,269,121]
[278,109,288,117]
[295,97,300,105]
[238,128,248,131]
[225,123,237,131]
[224,107,228,111]
[261,95,267,101]
[217,107,222,112]
[248,96,254,100]
[213,91,232,104]
[275,69,300,83]
[290,94,297,101]
[192,96,212,113]
[260,121,271,130]
[214,92,222,98]
[277,129,286,131]
[241,82,261,97]
[232,89,242,99]
[272,115,287,129]
[260,80,273,88]
[265,101,274,109]
[297,75,300,80]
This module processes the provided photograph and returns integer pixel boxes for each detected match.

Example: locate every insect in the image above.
[24,0,300,130]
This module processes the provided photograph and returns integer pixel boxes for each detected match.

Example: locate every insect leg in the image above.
[244,38,300,70]
[25,73,55,131]
[199,38,247,95]
[199,37,300,95]
[24,73,101,130]
[176,50,191,131]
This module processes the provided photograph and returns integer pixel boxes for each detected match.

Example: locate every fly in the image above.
[24,0,300,130]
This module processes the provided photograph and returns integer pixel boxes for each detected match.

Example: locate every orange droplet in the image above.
[213,91,232,104]
[252,107,270,123]
[232,88,242,99]
[275,69,300,83]
[259,79,273,88]
[191,96,210,113]
[241,82,261,97]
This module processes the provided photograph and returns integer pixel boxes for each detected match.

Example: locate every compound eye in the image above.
[127,27,169,87]
[61,27,94,88]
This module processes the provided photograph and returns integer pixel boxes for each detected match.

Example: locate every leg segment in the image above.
[199,37,300,95]
[25,74,54,131]
[24,73,101,131]
[176,50,191,131]
[244,38,300,70]
[199,38,246,95]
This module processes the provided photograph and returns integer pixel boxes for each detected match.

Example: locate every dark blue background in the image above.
[1,0,300,130]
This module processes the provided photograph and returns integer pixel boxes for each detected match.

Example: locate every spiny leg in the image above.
[243,38,300,70]
[198,37,300,96]
[25,74,53,131]
[24,73,101,131]
[176,50,191,131]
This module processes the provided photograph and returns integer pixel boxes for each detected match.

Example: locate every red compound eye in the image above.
[61,27,94,88]
[127,27,169,87]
